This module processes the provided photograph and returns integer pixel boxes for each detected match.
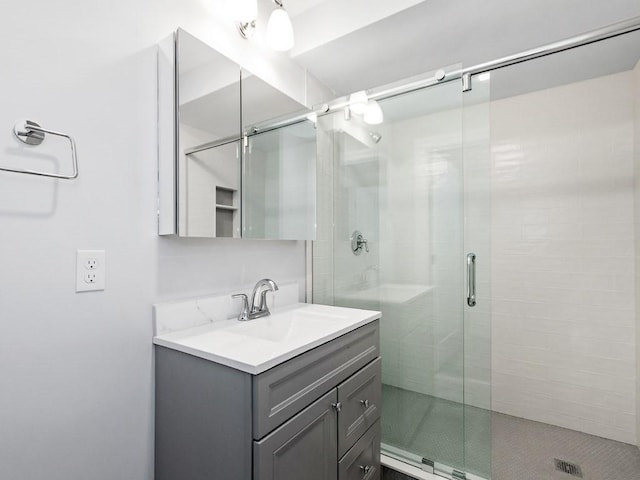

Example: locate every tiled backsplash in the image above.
[491,69,637,444]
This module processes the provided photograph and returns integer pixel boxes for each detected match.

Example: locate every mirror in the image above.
[177,29,241,238]
[157,28,316,240]
[243,120,317,240]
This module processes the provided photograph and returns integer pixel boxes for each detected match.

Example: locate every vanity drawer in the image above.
[253,321,380,439]
[337,357,381,457]
[338,422,381,480]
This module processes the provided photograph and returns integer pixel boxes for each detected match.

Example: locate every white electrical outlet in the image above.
[76,250,105,292]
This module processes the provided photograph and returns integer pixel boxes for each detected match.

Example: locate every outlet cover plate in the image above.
[76,250,105,292]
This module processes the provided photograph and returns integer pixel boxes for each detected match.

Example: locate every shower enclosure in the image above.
[311,15,640,480]
[312,66,492,479]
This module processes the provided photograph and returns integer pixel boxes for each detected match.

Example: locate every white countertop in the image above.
[153,302,381,374]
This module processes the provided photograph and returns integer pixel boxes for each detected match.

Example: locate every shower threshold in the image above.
[382,384,492,479]
[381,447,488,480]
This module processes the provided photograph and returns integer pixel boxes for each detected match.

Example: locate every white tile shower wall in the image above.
[0,2,311,479]
[491,71,637,444]
[634,60,640,448]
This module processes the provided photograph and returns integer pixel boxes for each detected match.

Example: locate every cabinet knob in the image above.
[359,399,370,408]
[359,465,372,475]
[331,401,342,413]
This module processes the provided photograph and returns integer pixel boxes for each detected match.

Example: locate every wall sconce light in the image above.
[234,0,294,51]
[266,0,294,51]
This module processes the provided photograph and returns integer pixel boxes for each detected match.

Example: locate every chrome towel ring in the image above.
[0,120,78,179]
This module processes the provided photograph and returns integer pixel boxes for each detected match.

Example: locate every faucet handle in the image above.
[231,294,250,321]
[351,230,370,255]
[258,290,274,315]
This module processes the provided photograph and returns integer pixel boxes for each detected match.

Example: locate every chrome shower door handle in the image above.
[467,253,476,307]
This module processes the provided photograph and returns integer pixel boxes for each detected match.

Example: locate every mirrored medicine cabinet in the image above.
[157,28,317,240]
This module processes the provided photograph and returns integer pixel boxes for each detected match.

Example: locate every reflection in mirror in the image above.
[243,120,317,240]
[177,29,240,141]
[241,69,309,130]
[177,29,241,237]
[180,140,241,238]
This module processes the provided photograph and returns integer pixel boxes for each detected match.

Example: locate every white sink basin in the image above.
[227,306,345,342]
[153,302,380,374]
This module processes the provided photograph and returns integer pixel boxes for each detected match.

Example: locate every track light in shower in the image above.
[363,100,384,125]
[346,91,384,125]
[368,131,382,144]
[348,91,369,115]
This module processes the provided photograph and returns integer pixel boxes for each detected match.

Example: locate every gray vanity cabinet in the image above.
[155,320,381,480]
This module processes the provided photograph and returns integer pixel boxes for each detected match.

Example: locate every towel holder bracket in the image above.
[14,120,45,146]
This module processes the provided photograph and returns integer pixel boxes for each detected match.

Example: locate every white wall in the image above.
[0,2,308,479]
[491,71,637,444]
[634,60,640,448]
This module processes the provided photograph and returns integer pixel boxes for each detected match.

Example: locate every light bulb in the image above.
[266,7,294,51]
[348,91,368,115]
[363,100,383,125]
[228,0,257,23]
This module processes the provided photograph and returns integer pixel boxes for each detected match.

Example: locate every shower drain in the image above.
[554,458,583,478]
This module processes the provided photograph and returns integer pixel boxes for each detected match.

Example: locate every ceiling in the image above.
[284,0,640,100]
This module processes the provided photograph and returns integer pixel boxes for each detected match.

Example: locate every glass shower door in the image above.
[313,69,490,479]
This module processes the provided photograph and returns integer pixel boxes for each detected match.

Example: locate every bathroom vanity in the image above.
[153,299,382,480]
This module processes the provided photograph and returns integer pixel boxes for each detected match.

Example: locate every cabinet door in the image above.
[254,390,338,480]
[338,358,382,457]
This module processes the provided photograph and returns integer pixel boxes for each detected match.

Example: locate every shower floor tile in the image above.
[381,384,640,480]
[492,413,640,480]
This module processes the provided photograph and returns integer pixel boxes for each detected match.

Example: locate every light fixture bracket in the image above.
[238,20,256,39]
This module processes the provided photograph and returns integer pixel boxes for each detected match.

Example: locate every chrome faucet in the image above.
[232,278,279,321]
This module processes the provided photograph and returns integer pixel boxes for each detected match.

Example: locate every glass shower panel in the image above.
[462,74,492,480]
[315,74,473,477]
